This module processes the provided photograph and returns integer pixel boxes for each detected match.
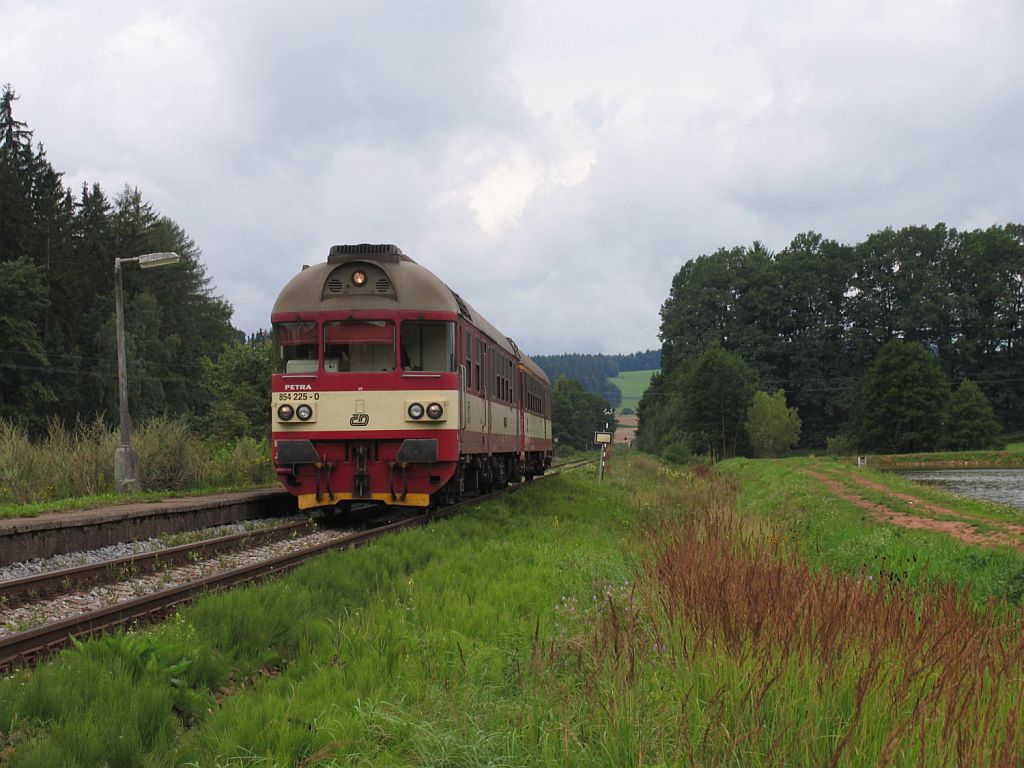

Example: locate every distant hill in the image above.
[532,350,661,407]
[610,369,657,413]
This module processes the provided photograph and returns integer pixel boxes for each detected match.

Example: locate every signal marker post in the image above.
[595,431,613,481]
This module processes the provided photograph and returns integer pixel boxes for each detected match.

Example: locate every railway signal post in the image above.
[595,431,613,481]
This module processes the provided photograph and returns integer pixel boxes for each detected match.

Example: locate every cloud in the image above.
[3,0,1023,354]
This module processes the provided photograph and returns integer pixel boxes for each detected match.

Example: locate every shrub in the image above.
[205,438,275,487]
[825,434,855,456]
[660,442,693,465]
[135,416,208,490]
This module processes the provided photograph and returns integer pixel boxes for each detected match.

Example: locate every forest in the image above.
[639,226,1023,457]
[0,85,255,436]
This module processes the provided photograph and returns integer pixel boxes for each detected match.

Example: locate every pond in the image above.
[898,469,1024,511]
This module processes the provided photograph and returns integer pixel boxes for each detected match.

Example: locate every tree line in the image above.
[0,85,250,435]
[639,225,1020,458]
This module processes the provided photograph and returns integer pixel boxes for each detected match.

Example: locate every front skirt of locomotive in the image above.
[273,430,459,509]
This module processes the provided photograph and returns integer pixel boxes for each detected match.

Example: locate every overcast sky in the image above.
[3,0,1022,354]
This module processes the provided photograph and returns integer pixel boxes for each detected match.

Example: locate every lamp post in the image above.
[114,251,181,492]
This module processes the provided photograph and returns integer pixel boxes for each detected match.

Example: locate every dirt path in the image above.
[801,469,1024,551]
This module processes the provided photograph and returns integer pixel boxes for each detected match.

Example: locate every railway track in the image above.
[0,458,593,670]
[0,518,316,610]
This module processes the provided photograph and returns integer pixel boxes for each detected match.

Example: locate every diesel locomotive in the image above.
[271,244,553,511]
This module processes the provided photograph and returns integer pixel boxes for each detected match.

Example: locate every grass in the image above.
[811,460,1024,527]
[723,457,1024,605]
[0,418,276,519]
[853,442,1024,469]
[608,369,656,412]
[5,452,1024,765]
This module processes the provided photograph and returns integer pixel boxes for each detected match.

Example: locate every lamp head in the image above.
[137,252,181,269]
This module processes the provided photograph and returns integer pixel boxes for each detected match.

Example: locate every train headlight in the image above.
[407,402,425,420]
[296,404,314,421]
[277,404,295,421]
[352,270,367,287]
[426,402,444,420]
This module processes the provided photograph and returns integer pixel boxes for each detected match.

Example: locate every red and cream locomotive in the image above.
[271,244,552,511]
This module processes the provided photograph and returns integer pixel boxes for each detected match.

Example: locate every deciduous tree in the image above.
[747,389,802,457]
[857,340,949,453]
[943,379,1000,450]
[552,376,613,450]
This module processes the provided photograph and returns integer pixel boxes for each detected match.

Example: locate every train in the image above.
[270,243,553,511]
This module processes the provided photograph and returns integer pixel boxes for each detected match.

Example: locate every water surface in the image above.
[899,469,1024,511]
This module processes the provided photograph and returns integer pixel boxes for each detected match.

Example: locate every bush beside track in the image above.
[4,452,1024,764]
[0,417,276,519]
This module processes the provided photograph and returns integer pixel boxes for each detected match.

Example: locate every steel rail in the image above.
[0,458,593,670]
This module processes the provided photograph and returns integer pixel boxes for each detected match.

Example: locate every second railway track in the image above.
[0,458,593,670]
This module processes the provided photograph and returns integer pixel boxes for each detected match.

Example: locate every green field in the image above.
[609,368,656,411]
[8,453,1024,764]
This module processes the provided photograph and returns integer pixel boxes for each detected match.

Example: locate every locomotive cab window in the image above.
[400,320,455,372]
[323,320,395,372]
[274,321,318,374]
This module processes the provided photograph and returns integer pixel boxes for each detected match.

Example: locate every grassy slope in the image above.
[608,369,656,412]
[722,456,1024,604]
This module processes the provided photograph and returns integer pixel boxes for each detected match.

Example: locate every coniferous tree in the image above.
[0,84,35,264]
[0,257,54,425]
[0,87,240,430]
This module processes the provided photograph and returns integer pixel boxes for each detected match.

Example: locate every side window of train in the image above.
[474,336,481,392]
[482,343,488,395]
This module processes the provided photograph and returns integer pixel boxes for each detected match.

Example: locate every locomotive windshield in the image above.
[323,320,395,372]
[273,321,318,373]
[400,320,455,372]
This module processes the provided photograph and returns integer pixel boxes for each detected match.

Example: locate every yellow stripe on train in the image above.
[297,492,432,510]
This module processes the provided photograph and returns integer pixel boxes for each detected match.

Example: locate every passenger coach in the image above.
[271,244,552,511]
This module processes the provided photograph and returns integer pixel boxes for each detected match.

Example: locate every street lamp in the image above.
[114,251,181,492]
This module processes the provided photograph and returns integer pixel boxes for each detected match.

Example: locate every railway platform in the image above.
[0,488,293,566]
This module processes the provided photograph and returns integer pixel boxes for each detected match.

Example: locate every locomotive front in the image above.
[270,244,462,510]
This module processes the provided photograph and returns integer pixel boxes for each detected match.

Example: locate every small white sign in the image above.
[594,431,613,444]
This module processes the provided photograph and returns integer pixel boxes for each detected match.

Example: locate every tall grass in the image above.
[0,417,275,506]
[538,462,1024,765]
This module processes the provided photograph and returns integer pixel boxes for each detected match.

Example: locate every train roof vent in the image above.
[450,290,472,320]
[375,277,392,293]
[328,243,404,264]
